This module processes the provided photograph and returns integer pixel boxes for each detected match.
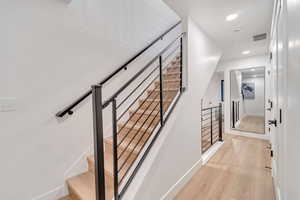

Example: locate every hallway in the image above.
[175,134,275,200]
[235,115,265,134]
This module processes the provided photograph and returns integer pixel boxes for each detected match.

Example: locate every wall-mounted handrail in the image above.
[56,21,182,118]
[102,33,185,109]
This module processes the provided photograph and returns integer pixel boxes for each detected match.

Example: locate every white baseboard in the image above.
[32,145,93,200]
[160,159,202,200]
[276,186,281,200]
[272,158,277,178]
[271,159,281,200]
[202,141,223,165]
[31,185,65,200]
[227,130,270,140]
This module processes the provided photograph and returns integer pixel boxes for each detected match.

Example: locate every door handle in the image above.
[267,107,272,111]
[268,119,277,127]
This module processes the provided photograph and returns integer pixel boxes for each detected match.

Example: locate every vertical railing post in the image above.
[235,102,238,123]
[92,85,106,200]
[238,101,240,121]
[112,98,119,200]
[219,103,223,142]
[159,56,164,125]
[210,108,213,145]
[180,37,183,92]
[232,101,235,128]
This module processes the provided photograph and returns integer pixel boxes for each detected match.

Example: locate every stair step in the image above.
[87,151,137,183]
[147,88,179,99]
[163,72,181,80]
[121,115,160,133]
[138,99,172,113]
[105,123,157,156]
[166,66,180,73]
[164,71,181,76]
[154,79,180,88]
[67,172,103,200]
[129,108,159,117]
[116,125,151,143]
[58,196,72,200]
[128,109,160,123]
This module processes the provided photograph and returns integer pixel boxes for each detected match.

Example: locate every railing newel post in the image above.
[159,56,164,125]
[219,103,223,142]
[180,37,183,92]
[232,101,235,128]
[112,98,119,200]
[92,85,106,200]
[210,108,213,145]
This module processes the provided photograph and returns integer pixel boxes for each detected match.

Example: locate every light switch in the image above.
[0,98,17,112]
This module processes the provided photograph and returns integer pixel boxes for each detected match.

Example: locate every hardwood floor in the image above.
[234,115,265,134]
[175,134,275,200]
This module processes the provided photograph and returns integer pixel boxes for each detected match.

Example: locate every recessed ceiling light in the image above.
[251,69,255,71]
[233,28,241,32]
[226,13,239,21]
[242,50,250,55]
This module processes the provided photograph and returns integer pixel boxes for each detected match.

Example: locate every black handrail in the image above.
[56,21,182,118]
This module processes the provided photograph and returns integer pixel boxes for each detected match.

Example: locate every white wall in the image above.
[230,70,246,124]
[217,55,269,138]
[286,0,300,198]
[0,0,180,199]
[230,71,241,101]
[123,18,222,200]
[202,72,224,107]
[243,77,265,116]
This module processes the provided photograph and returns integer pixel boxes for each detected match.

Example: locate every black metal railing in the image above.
[90,26,185,199]
[201,103,223,153]
[232,100,240,128]
[56,21,182,118]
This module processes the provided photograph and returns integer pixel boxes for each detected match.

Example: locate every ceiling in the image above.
[241,67,265,78]
[164,0,274,61]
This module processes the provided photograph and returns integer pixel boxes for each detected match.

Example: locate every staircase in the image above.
[61,55,182,200]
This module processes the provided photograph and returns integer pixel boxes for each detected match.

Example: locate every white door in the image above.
[269,0,286,197]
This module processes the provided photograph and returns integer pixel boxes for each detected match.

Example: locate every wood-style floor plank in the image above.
[175,134,275,200]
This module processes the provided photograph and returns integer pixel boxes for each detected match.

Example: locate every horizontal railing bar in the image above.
[116,80,160,139]
[102,33,185,108]
[117,65,159,110]
[117,89,160,150]
[117,45,179,112]
[55,21,182,118]
[162,44,181,64]
[116,73,159,122]
[202,105,220,111]
[118,102,161,184]
[118,102,160,174]
[119,90,183,198]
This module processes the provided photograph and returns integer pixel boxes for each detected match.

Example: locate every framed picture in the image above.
[242,82,255,99]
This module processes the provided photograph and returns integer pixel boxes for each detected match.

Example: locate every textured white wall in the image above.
[202,72,224,107]
[0,0,180,199]
[274,0,300,199]
[286,0,300,197]
[124,18,222,200]
[243,77,265,116]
